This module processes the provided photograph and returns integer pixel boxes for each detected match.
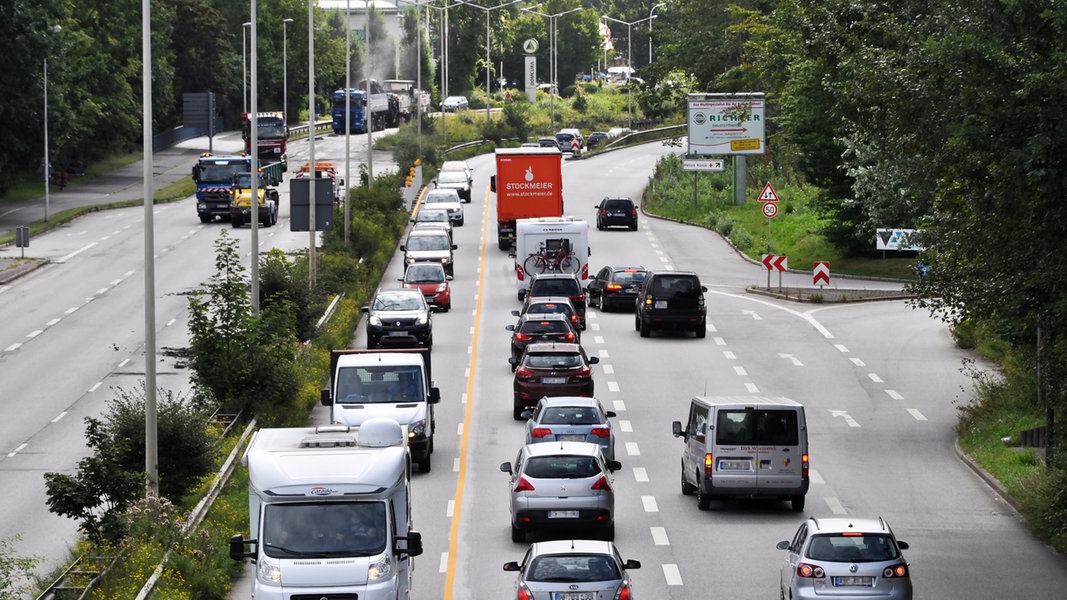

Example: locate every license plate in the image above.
[560,434,585,441]
[387,331,408,336]
[542,377,566,384]
[553,593,594,600]
[834,576,873,587]
[654,300,668,309]
[718,460,751,471]
[547,510,579,519]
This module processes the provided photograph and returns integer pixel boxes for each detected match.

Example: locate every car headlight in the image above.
[409,418,427,437]
[368,555,394,582]
[369,315,382,326]
[197,203,207,210]
[417,313,428,325]
[407,257,416,264]
[257,558,282,585]
[440,257,448,264]
[436,284,447,293]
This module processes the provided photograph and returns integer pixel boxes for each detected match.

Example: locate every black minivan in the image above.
[634,271,707,338]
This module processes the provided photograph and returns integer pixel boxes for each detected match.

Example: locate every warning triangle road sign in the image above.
[758,182,779,202]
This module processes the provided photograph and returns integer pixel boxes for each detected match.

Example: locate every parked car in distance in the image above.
[594,197,639,231]
[586,131,610,150]
[411,207,453,242]
[506,313,578,370]
[502,539,641,599]
[522,396,616,461]
[635,270,707,338]
[522,272,587,329]
[421,188,464,225]
[399,262,452,311]
[500,441,621,542]
[442,95,469,111]
[401,228,457,276]
[512,296,580,333]
[511,342,598,419]
[587,266,648,312]
[362,287,433,349]
[776,517,912,600]
[536,136,559,148]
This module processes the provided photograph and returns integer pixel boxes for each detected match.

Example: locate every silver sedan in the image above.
[521,396,616,461]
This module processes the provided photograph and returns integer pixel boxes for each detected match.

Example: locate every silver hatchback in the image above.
[500,442,621,543]
[502,539,641,600]
[777,516,913,600]
[521,396,616,461]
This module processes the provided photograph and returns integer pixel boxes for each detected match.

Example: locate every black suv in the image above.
[521,273,588,329]
[363,288,434,348]
[634,271,707,338]
[505,312,578,369]
[587,266,648,311]
[594,197,639,230]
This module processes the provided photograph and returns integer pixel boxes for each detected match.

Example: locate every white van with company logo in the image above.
[672,396,809,512]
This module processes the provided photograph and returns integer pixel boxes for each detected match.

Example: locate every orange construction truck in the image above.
[490,147,564,250]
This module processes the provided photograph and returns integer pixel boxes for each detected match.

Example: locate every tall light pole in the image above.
[424,2,457,144]
[649,3,666,64]
[601,14,656,129]
[344,0,351,242]
[43,24,61,222]
[459,0,525,129]
[242,22,251,113]
[283,18,293,125]
[250,2,261,315]
[366,1,374,184]
[522,6,580,131]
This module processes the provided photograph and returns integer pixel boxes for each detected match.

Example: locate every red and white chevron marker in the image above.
[761,254,788,271]
[813,261,831,285]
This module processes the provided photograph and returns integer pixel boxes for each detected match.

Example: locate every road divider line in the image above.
[825,496,848,515]
[723,351,736,360]
[733,366,747,376]
[633,467,649,482]
[809,469,824,484]
[619,420,632,433]
[57,242,98,263]
[886,389,904,400]
[613,399,627,412]
[835,344,850,353]
[850,357,866,366]
[641,496,659,512]
[7,443,28,458]
[651,526,670,546]
[607,381,620,392]
[745,382,760,393]
[714,337,726,345]
[625,442,640,456]
[868,373,883,383]
[662,563,683,586]
[907,408,928,421]
[602,364,614,374]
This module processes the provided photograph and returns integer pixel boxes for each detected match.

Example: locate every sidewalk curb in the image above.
[0,258,49,285]
[954,440,1021,514]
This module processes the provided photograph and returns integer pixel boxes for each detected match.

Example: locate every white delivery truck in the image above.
[229,419,424,600]
[321,349,440,473]
[511,216,591,296]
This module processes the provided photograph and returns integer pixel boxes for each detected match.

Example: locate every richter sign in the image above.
[687,93,766,156]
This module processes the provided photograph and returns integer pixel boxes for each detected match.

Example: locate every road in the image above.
[0,125,395,589]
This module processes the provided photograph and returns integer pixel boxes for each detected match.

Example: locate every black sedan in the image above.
[587,266,648,312]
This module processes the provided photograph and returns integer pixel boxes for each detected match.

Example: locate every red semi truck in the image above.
[240,111,288,172]
[490,147,564,250]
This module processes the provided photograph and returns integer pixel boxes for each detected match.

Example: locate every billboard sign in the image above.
[688,93,766,156]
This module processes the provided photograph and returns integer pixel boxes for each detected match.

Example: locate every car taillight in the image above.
[599,208,607,215]
[517,583,533,600]
[631,208,637,216]
[514,477,535,492]
[530,427,552,439]
[615,583,632,600]
[704,453,713,476]
[563,332,576,341]
[590,475,612,490]
[606,283,622,291]
[883,563,909,578]
[802,452,809,476]
[797,563,825,578]
[516,368,535,381]
[582,264,588,279]
[573,368,592,381]
[590,427,610,438]
[514,333,531,342]
[571,315,579,325]
[516,264,524,281]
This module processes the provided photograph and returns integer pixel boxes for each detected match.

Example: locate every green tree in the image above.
[0,535,40,600]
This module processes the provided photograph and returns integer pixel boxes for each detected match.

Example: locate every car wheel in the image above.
[697,476,712,511]
[681,464,697,496]
[635,314,641,331]
[791,495,806,512]
[231,217,243,228]
[630,222,638,231]
[457,218,464,226]
[444,301,451,312]
[199,214,212,223]
[511,523,525,543]
[425,334,433,349]
[513,398,525,420]
[639,317,651,338]
[696,320,707,338]
[417,455,431,473]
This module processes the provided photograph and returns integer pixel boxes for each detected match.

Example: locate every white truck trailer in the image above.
[511,216,591,296]
[229,420,424,600]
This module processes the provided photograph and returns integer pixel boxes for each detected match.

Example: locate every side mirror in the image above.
[508,357,518,366]
[446,275,454,281]
[776,541,791,551]
[605,411,617,418]
[489,174,497,193]
[701,286,708,292]
[451,244,458,250]
[587,356,599,365]
[360,306,370,313]
[499,462,513,474]
[399,245,406,251]
[228,535,257,561]
[623,559,641,569]
[671,421,684,437]
[520,410,533,420]
[897,541,910,550]
[607,460,622,472]
[506,324,516,331]
[427,386,441,404]
[502,561,521,572]
[511,310,520,317]
[321,388,333,406]
[395,531,423,557]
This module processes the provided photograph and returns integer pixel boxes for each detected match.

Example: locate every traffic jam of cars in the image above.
[393,146,911,600]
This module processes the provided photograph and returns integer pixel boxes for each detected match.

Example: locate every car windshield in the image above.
[416,210,449,223]
[438,171,467,184]
[539,406,603,425]
[520,320,571,334]
[405,264,445,283]
[335,365,425,404]
[806,534,901,562]
[523,455,601,479]
[527,554,621,582]
[715,409,799,446]
[531,280,580,296]
[525,352,581,369]
[262,501,387,558]
[372,293,425,311]
[649,276,699,297]
[406,235,449,251]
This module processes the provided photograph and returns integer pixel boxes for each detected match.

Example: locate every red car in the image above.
[399,262,452,311]
[512,342,599,419]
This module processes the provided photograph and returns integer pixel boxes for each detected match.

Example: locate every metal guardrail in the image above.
[288,119,333,138]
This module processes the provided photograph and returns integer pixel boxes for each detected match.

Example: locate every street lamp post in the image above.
[459,0,525,129]
[522,6,580,131]
[649,3,666,64]
[242,22,251,113]
[43,24,61,222]
[424,1,461,145]
[283,18,293,125]
[601,14,656,129]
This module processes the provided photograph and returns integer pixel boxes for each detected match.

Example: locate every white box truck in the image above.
[229,419,424,600]
[511,216,591,296]
[320,348,440,473]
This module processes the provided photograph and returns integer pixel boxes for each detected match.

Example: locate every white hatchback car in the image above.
[421,188,464,226]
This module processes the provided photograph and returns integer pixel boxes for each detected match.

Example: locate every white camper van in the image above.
[511,216,590,296]
[672,396,809,512]
[229,420,423,600]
